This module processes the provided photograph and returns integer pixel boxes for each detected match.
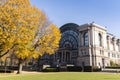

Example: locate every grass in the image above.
[0,72,120,80]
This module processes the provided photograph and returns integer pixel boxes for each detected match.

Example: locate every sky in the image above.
[30,0,120,37]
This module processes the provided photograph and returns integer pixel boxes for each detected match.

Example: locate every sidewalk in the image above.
[102,68,120,73]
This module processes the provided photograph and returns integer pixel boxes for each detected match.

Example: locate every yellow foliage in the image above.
[37,24,61,55]
[0,55,7,62]
[0,0,61,61]
[0,0,42,59]
[16,48,30,60]
[32,51,42,59]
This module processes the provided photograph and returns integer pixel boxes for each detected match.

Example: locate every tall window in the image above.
[112,38,115,50]
[98,33,102,46]
[107,36,109,49]
[117,39,120,52]
[84,32,88,46]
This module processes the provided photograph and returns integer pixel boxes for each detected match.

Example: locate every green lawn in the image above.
[0,72,120,80]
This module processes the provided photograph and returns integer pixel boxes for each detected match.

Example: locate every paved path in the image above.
[102,68,120,73]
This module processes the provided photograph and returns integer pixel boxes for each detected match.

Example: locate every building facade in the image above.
[39,23,120,68]
[1,0,120,69]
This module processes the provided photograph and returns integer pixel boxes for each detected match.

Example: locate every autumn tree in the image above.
[0,0,61,74]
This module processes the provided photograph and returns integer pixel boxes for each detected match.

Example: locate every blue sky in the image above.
[30,0,120,37]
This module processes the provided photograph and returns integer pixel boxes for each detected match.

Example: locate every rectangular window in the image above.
[108,53,110,57]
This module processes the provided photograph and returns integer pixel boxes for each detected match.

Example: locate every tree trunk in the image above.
[17,59,23,74]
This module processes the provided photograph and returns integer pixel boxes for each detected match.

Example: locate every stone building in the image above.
[39,23,120,68]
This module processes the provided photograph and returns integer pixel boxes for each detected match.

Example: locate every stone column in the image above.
[107,36,110,50]
[118,40,120,52]
[63,51,65,62]
[113,38,116,51]
[80,32,83,46]
[61,51,63,63]
[88,30,91,47]
[78,32,80,47]
[64,51,66,63]
[70,51,71,62]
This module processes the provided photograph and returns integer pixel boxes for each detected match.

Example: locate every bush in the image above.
[0,66,5,69]
[8,66,18,70]
[0,66,18,70]
[84,66,101,72]
[67,66,82,72]
[84,66,92,72]
[105,66,120,69]
[92,66,101,72]
[110,60,120,67]
[42,67,59,72]
[42,66,101,72]
[0,69,14,73]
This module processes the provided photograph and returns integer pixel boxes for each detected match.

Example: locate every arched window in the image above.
[98,33,102,46]
[84,32,88,46]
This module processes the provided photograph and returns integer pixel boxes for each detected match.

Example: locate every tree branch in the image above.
[0,44,15,58]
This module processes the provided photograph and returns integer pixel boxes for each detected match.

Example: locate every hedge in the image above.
[42,67,59,72]
[0,66,18,70]
[42,66,101,72]
[84,66,101,72]
[105,66,120,69]
[67,66,82,72]
[0,69,14,73]
[8,66,18,70]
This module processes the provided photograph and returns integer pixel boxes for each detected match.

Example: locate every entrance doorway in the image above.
[66,52,70,63]
[102,58,105,68]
